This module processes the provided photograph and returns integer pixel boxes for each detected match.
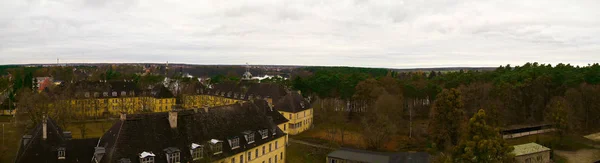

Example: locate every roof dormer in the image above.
[243,131,255,144]
[209,139,223,155]
[139,151,155,163]
[258,129,268,139]
[228,137,240,150]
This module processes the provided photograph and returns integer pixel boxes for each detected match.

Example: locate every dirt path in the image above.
[554,149,600,163]
[289,138,335,150]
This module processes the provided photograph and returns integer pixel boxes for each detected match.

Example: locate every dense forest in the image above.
[293,63,600,132]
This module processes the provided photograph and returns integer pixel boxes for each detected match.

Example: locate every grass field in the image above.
[64,120,116,139]
[287,142,333,163]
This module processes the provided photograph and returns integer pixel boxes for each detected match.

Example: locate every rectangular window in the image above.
[248,151,251,161]
[240,155,244,163]
[275,155,277,163]
[255,149,258,158]
[168,152,180,163]
[284,124,286,131]
[191,145,203,160]
[280,152,282,160]
[259,129,268,139]
[275,141,278,149]
[229,137,240,149]
[269,158,271,163]
[262,146,265,155]
[269,143,272,152]
[141,157,154,163]
[232,158,235,163]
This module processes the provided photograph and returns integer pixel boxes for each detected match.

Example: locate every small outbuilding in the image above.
[512,143,551,163]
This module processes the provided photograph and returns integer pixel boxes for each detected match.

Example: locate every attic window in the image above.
[257,95,262,99]
[103,92,108,97]
[121,91,126,96]
[227,92,232,97]
[130,91,135,96]
[209,139,223,155]
[163,147,180,163]
[112,91,117,97]
[58,147,66,159]
[234,93,239,98]
[240,94,245,99]
[300,103,305,109]
[94,92,99,97]
[139,151,155,163]
[248,95,254,100]
[190,143,204,160]
[214,91,219,95]
[272,128,277,136]
[243,131,255,144]
[84,92,90,97]
[196,89,200,94]
[228,137,240,149]
[259,129,268,139]
[220,92,225,96]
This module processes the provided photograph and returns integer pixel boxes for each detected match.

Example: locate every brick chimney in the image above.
[42,115,47,140]
[120,112,126,121]
[168,111,178,129]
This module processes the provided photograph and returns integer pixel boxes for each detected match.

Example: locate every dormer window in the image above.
[139,151,155,163]
[163,147,180,163]
[214,91,219,95]
[272,128,277,136]
[300,102,305,109]
[200,89,204,94]
[257,95,262,100]
[57,147,66,159]
[130,91,135,96]
[243,131,255,144]
[259,129,268,139]
[190,143,204,160]
[112,91,117,97]
[121,91,126,96]
[241,94,245,99]
[220,92,225,96]
[84,92,90,97]
[227,92,232,97]
[234,93,239,98]
[103,92,108,97]
[209,139,223,155]
[228,137,240,149]
[94,92,99,97]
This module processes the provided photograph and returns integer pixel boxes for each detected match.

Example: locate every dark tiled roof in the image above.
[14,118,99,163]
[274,92,311,113]
[97,101,286,163]
[253,100,289,125]
[150,85,175,98]
[200,82,288,102]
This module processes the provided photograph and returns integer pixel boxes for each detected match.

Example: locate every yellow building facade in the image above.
[279,108,313,135]
[219,136,286,163]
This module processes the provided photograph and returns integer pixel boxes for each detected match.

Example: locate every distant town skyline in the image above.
[1,0,599,68]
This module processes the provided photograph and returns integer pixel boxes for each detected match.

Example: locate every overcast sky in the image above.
[1,0,599,68]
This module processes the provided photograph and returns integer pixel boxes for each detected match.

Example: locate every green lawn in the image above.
[0,122,25,163]
[65,120,116,139]
[287,143,333,163]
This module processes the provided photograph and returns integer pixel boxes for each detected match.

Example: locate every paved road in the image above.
[289,138,335,150]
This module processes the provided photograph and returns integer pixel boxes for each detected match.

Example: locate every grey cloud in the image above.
[0,0,599,68]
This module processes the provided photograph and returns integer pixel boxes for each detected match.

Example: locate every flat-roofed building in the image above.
[512,143,551,163]
[326,148,430,163]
